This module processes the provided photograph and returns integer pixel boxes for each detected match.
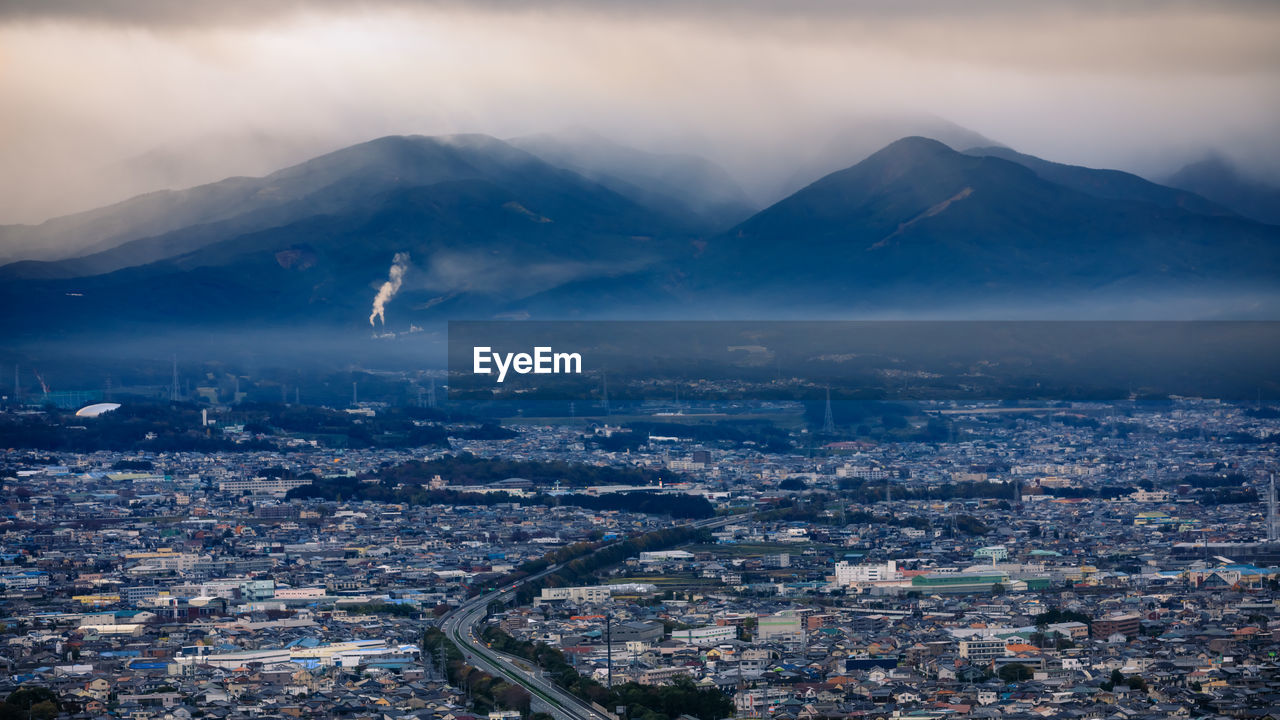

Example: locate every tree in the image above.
[998,663,1032,683]
[497,684,531,713]
[1033,607,1091,626]
[953,514,991,536]
[882,414,908,430]
[1,687,63,720]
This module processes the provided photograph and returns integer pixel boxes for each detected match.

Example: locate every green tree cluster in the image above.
[481,627,732,720]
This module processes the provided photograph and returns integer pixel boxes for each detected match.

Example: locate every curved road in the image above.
[440,563,613,720]
[437,515,742,720]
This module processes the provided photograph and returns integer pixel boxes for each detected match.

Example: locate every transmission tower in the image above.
[602,372,610,416]
[822,387,835,434]
[1268,474,1278,543]
[170,355,179,402]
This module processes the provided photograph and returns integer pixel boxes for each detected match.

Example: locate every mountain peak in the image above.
[876,135,956,157]
[1169,155,1238,185]
[1166,155,1280,225]
[836,136,967,188]
[709,134,1280,305]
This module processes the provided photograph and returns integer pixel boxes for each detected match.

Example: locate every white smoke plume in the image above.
[369,252,410,326]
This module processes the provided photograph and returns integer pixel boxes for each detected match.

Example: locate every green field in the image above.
[617,573,717,588]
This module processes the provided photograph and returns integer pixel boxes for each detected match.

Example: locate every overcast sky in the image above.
[2,0,1278,223]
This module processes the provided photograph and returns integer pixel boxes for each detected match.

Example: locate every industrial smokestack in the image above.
[369,252,410,326]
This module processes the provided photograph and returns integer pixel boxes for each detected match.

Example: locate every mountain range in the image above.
[687,137,1278,310]
[1,131,1277,344]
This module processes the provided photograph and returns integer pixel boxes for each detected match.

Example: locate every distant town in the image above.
[1,393,1278,720]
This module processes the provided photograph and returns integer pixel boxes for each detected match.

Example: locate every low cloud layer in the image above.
[1,1,1278,223]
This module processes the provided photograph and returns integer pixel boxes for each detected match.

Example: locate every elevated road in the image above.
[437,514,742,720]
[440,563,612,720]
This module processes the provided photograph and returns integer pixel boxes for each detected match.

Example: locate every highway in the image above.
[436,514,742,720]
[439,563,614,720]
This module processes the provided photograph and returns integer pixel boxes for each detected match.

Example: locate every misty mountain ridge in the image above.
[1,133,1278,343]
[1163,156,1280,226]
[0,133,693,281]
[961,145,1235,218]
[763,114,1003,203]
[508,128,758,232]
[0,133,701,336]
[0,128,759,269]
[688,136,1279,307]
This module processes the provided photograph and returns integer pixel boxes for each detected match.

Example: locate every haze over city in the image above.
[2,4,1280,720]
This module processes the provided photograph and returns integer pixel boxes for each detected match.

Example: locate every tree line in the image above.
[288,477,716,519]
[422,628,531,716]
[382,454,680,488]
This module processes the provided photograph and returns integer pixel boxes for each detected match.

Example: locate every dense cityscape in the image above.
[1,394,1277,720]
[4,2,1279,720]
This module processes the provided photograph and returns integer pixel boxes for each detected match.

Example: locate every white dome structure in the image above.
[74,402,121,417]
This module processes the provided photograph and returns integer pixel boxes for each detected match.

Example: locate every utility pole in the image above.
[606,612,613,688]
